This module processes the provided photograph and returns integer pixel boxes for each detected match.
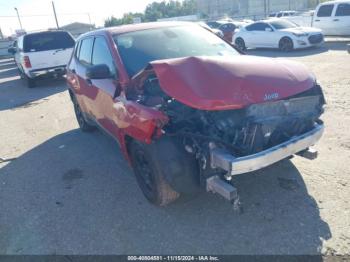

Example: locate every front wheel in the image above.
[129,138,199,206]
[279,37,294,52]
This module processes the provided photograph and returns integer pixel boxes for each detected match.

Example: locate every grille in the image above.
[308,34,324,44]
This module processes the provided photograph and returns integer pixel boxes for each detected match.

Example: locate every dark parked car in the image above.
[206,21,237,42]
[67,22,325,207]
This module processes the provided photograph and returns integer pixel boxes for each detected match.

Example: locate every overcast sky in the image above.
[0,0,165,36]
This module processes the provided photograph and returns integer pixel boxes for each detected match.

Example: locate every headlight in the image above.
[293,32,309,37]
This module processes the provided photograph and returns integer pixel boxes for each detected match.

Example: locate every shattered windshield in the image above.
[114,25,239,77]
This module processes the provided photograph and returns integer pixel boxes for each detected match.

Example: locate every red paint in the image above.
[150,55,315,110]
[66,23,316,162]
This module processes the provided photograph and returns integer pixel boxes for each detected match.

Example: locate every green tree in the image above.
[104,0,197,27]
[104,12,144,27]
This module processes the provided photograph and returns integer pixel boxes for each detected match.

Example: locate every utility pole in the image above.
[52,1,59,29]
[87,13,92,29]
[14,7,23,30]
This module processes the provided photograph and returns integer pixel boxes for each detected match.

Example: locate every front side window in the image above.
[317,4,334,17]
[92,37,116,76]
[246,23,271,31]
[23,31,75,52]
[78,37,94,65]
[336,3,350,16]
[114,25,239,77]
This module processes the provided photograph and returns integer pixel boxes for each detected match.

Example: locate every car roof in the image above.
[78,21,196,40]
[23,30,70,37]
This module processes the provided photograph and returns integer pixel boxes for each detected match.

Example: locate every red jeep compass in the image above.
[66,22,325,207]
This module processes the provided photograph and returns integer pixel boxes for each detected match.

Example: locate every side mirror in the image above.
[86,64,112,80]
[265,27,273,32]
[8,47,16,55]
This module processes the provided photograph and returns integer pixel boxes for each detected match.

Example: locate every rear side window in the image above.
[336,3,350,16]
[317,4,334,17]
[78,38,94,65]
[23,31,75,52]
[92,37,116,76]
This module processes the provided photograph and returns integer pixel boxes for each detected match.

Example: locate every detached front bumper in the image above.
[210,123,324,176]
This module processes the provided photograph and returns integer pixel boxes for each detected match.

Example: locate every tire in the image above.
[279,37,294,52]
[24,75,35,88]
[235,37,246,51]
[129,137,199,206]
[18,68,24,79]
[72,96,96,132]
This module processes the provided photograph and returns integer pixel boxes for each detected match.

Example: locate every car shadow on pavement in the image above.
[0,59,67,111]
[0,129,331,255]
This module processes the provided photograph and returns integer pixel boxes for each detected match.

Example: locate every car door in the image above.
[244,23,262,48]
[334,2,350,35]
[89,36,120,137]
[72,37,98,118]
[259,23,278,48]
[244,22,273,48]
[313,3,335,35]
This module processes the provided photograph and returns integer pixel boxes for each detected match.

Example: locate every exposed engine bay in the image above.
[131,75,325,169]
[127,70,325,208]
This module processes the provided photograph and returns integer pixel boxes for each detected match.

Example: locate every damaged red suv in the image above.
[67,22,325,207]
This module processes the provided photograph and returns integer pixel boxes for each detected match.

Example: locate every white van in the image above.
[10,30,75,88]
[285,1,350,36]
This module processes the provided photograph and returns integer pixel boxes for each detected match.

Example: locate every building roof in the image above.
[60,22,93,30]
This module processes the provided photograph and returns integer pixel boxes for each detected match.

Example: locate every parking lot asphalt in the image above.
[0,42,349,255]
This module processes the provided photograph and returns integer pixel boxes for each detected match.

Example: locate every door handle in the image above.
[314,19,320,22]
[333,19,339,21]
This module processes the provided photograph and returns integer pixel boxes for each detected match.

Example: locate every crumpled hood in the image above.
[149,55,316,110]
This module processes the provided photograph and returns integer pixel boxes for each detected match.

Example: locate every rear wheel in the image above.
[24,75,35,88]
[129,137,199,206]
[235,37,246,51]
[279,37,294,52]
[72,97,95,132]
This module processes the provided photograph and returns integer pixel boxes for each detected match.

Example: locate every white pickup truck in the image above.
[285,0,350,36]
[9,30,75,88]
